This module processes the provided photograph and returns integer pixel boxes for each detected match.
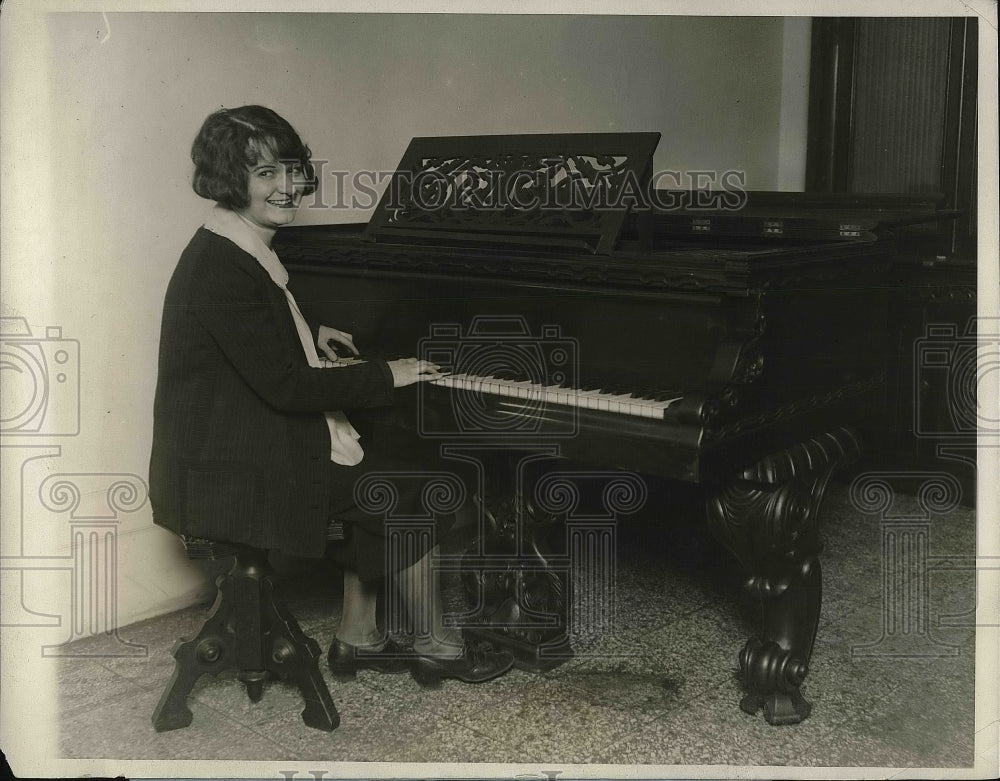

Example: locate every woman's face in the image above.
[238,154,307,233]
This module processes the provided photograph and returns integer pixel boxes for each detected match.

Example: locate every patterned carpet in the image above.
[53,477,979,773]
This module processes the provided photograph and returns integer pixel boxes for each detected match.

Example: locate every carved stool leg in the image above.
[152,548,339,732]
[705,428,860,725]
[259,578,339,731]
[152,577,238,731]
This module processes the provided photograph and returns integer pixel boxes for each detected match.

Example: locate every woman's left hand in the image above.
[317,326,359,361]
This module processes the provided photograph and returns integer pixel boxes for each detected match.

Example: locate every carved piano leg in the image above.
[705,427,861,725]
[461,490,573,671]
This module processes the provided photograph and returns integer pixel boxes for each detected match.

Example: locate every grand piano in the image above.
[274,133,949,725]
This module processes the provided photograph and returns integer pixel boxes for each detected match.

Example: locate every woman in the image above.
[149,105,512,687]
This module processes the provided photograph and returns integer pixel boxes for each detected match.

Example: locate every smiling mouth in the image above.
[267,197,295,207]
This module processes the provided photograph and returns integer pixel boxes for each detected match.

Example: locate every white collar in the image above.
[203,205,289,289]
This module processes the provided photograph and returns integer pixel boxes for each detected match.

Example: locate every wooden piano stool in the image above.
[152,531,342,733]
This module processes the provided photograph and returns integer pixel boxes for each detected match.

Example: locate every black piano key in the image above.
[652,389,682,401]
[490,369,523,381]
[598,379,637,396]
[605,381,637,396]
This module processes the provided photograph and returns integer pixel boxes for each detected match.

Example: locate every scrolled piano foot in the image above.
[740,691,812,726]
[737,636,812,725]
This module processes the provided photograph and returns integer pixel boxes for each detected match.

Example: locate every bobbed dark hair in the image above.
[191,105,316,209]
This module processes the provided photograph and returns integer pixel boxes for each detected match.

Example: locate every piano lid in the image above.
[363,132,661,255]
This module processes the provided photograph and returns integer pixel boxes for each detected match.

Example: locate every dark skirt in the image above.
[325,411,464,583]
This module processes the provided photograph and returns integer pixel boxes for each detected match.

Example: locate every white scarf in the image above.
[204,206,364,466]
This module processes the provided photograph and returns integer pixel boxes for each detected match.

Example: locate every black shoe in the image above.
[411,644,515,688]
[327,638,411,681]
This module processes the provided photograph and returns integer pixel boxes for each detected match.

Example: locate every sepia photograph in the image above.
[1,1,997,778]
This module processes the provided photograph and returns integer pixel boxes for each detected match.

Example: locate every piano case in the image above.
[275,132,954,725]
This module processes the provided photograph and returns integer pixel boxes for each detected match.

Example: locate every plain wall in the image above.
[1,12,809,633]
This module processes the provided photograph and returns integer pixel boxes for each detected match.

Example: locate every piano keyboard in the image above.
[430,373,682,419]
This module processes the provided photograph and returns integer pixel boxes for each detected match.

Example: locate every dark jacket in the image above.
[149,227,395,558]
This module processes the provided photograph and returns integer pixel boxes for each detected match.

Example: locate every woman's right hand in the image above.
[387,358,447,388]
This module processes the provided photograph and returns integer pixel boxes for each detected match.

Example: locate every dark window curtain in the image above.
[806,17,977,260]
